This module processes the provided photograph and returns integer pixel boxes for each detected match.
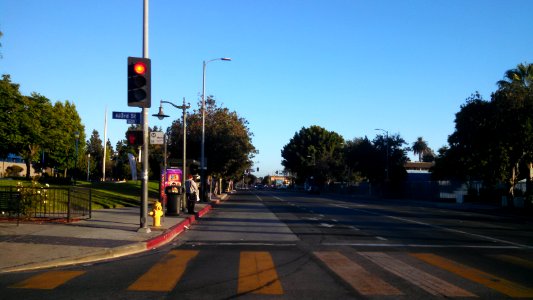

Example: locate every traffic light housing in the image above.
[127,57,151,108]
[126,130,143,146]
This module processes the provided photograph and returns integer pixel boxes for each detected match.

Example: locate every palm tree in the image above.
[412,137,428,162]
[496,63,533,200]
[497,63,532,90]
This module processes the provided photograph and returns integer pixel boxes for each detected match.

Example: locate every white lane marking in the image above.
[321,242,521,249]
[376,236,388,241]
[320,223,335,228]
[329,203,531,249]
[387,215,530,248]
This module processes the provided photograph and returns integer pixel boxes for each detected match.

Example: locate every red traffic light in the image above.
[133,62,146,75]
[126,130,143,146]
[128,57,151,108]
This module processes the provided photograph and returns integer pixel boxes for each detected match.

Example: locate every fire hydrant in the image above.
[149,201,164,227]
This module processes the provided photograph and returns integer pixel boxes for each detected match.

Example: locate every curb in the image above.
[0,203,214,274]
[146,204,212,249]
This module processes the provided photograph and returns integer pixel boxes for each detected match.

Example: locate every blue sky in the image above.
[1,0,532,177]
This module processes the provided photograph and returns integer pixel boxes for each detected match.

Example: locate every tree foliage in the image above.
[167,97,256,180]
[344,134,408,184]
[434,63,533,199]
[281,125,345,185]
[0,74,85,179]
[412,137,429,162]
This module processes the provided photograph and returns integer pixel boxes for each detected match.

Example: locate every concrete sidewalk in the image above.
[0,196,225,273]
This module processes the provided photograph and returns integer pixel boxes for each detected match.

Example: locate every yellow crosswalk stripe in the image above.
[238,251,283,295]
[128,249,199,292]
[314,251,402,296]
[360,252,475,297]
[9,270,85,289]
[412,253,533,298]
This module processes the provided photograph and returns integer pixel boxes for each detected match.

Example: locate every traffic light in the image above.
[127,57,151,108]
[126,130,143,146]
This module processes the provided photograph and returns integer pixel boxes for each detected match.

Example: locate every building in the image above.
[0,154,38,178]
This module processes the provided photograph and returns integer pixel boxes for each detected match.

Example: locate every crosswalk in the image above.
[7,250,533,298]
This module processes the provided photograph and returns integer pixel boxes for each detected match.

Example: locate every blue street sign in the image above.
[112,111,142,124]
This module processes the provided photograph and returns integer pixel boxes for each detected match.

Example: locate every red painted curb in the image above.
[197,203,212,218]
[145,204,213,249]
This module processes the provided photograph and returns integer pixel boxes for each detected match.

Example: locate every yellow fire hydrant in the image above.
[149,201,164,227]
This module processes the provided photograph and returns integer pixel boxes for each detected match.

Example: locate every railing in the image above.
[0,186,91,223]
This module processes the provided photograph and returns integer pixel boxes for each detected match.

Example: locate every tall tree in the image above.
[167,97,256,180]
[412,137,428,162]
[344,134,408,185]
[373,133,408,183]
[0,76,53,179]
[46,101,85,178]
[0,75,23,159]
[18,93,53,179]
[493,63,533,198]
[281,125,345,185]
[435,63,533,201]
[86,130,104,180]
[344,137,381,182]
[104,139,114,179]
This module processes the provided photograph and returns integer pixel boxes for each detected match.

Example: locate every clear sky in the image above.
[1,0,532,177]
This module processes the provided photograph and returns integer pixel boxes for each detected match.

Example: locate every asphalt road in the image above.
[1,190,533,299]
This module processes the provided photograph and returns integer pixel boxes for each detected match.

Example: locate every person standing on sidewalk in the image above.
[185,174,199,214]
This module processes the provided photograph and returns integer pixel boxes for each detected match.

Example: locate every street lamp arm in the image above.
[374,128,388,135]
[206,57,232,64]
[161,100,190,110]
[161,100,180,109]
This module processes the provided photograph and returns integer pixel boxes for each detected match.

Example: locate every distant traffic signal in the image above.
[127,57,151,108]
[126,130,143,146]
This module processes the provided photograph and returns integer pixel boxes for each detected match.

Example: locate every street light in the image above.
[374,128,389,182]
[153,98,190,213]
[87,153,91,182]
[201,57,231,202]
[74,131,80,185]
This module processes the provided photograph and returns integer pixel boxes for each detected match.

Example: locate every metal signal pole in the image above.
[139,0,150,233]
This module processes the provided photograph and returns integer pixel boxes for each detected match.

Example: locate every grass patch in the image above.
[0,178,161,210]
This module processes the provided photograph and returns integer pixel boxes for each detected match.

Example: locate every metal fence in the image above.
[0,186,92,222]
